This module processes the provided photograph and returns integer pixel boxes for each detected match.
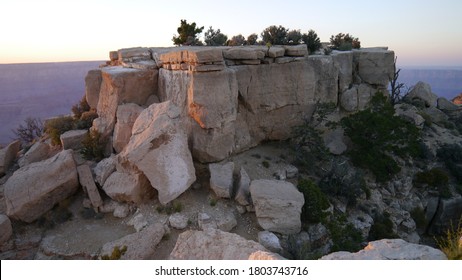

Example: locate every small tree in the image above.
[302,29,322,54]
[261,25,288,45]
[286,29,303,45]
[13,117,44,145]
[390,56,406,105]
[172,19,204,46]
[246,33,258,45]
[330,33,361,50]
[227,34,246,46]
[204,26,228,46]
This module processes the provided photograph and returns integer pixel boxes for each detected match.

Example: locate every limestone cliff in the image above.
[87,46,394,163]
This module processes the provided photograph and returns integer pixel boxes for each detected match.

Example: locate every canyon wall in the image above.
[87,46,395,163]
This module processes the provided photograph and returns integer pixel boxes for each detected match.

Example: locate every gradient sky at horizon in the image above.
[1,0,461,67]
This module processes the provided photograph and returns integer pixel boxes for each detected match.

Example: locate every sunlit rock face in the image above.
[90,46,394,163]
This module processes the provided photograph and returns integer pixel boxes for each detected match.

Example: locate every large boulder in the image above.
[209,161,234,199]
[100,223,165,260]
[113,103,144,153]
[404,81,438,108]
[85,69,102,109]
[102,169,155,204]
[321,239,447,260]
[249,179,304,234]
[437,97,460,111]
[169,228,282,260]
[0,214,13,245]
[283,45,308,57]
[120,101,196,205]
[0,140,20,176]
[93,154,116,186]
[4,149,79,222]
[93,66,158,137]
[353,48,394,87]
[60,129,87,150]
[18,141,50,167]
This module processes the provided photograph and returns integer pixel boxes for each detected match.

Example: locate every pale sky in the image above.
[1,0,461,67]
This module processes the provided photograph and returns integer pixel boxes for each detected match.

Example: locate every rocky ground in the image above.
[0,142,299,259]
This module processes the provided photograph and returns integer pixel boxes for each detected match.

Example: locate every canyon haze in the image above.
[0,61,461,146]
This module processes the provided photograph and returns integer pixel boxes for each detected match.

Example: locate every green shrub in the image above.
[327,215,364,252]
[262,160,270,168]
[302,30,322,54]
[71,96,91,119]
[101,246,127,260]
[414,168,451,198]
[297,179,330,223]
[437,144,462,181]
[80,130,108,161]
[330,33,360,50]
[341,93,422,182]
[75,110,98,130]
[44,116,75,145]
[319,161,368,206]
[209,198,217,207]
[368,211,398,241]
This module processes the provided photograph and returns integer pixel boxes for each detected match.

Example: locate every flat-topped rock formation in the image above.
[88,46,394,164]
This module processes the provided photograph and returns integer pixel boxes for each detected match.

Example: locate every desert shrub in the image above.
[330,33,360,50]
[71,96,91,119]
[209,198,217,207]
[297,179,330,223]
[44,116,75,145]
[302,29,322,54]
[437,143,462,181]
[262,160,270,168]
[13,117,44,145]
[101,246,127,260]
[246,33,258,45]
[157,201,183,214]
[327,215,364,252]
[204,26,228,46]
[172,19,204,46]
[436,218,462,260]
[261,25,288,45]
[80,130,107,161]
[75,110,98,129]
[319,159,368,206]
[341,92,422,182]
[227,34,246,46]
[286,29,303,45]
[368,211,398,241]
[286,234,320,260]
[292,102,336,174]
[414,168,451,198]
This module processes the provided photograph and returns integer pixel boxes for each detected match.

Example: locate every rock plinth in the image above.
[120,101,196,205]
[169,228,282,260]
[250,179,304,234]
